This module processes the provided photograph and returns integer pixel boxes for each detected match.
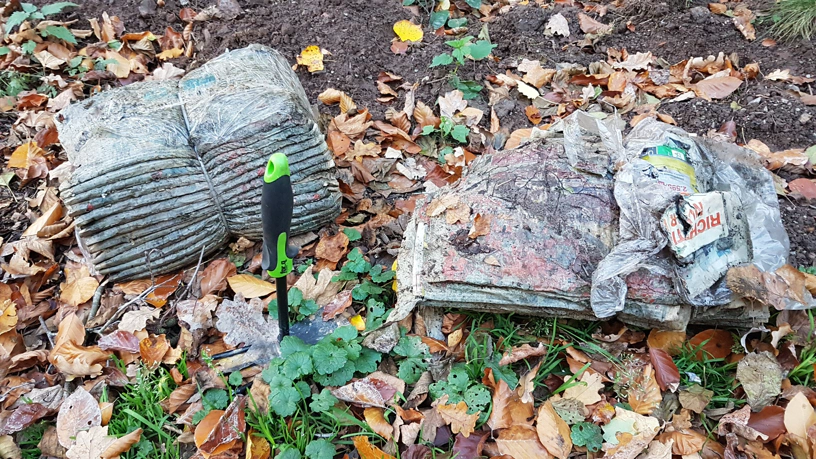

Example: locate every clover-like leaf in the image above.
[312,342,348,375]
[310,389,338,413]
[282,351,314,379]
[305,439,335,459]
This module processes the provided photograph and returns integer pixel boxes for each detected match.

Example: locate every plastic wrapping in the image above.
[590,118,791,317]
[57,45,340,280]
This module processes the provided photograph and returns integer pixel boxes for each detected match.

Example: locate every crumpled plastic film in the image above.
[56,45,340,280]
[589,117,791,317]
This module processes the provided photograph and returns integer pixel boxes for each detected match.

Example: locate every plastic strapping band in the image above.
[177,94,230,233]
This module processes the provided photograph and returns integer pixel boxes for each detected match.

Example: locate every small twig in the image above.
[86,279,110,325]
[179,245,206,301]
[93,286,157,335]
[39,316,55,347]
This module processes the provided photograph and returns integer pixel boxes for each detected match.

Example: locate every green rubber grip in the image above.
[261,153,294,278]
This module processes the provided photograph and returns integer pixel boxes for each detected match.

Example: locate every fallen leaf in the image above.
[353,435,397,459]
[364,407,393,440]
[733,5,756,40]
[56,388,102,448]
[500,343,548,366]
[468,213,491,239]
[789,179,816,200]
[316,232,350,263]
[603,408,660,459]
[100,428,141,459]
[97,330,140,354]
[488,378,534,431]
[145,273,182,307]
[536,400,572,459]
[227,274,275,298]
[176,295,219,332]
[8,142,44,169]
[452,431,489,459]
[747,405,786,441]
[695,76,742,99]
[647,330,686,356]
[562,372,603,407]
[323,290,353,320]
[784,392,816,439]
[198,396,245,455]
[140,334,170,368]
[495,425,553,459]
[160,384,197,414]
[762,38,776,47]
[215,295,280,370]
[65,426,114,459]
[319,88,356,113]
[737,351,782,411]
[437,400,479,437]
[118,307,160,333]
[578,13,612,34]
[679,384,713,413]
[658,429,704,456]
[649,348,680,392]
[60,265,99,307]
[688,329,733,360]
[516,81,540,100]
[718,405,769,441]
[0,300,17,335]
[438,90,467,118]
[525,105,543,124]
[348,140,382,162]
[628,364,662,415]
[708,3,727,14]
[296,45,325,73]
[332,378,388,408]
[200,259,236,295]
[414,101,440,129]
[393,20,423,42]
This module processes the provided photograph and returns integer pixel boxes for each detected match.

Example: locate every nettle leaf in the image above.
[430,53,454,68]
[430,10,449,30]
[393,335,429,358]
[343,227,362,241]
[451,125,470,143]
[280,336,309,358]
[282,351,314,379]
[487,357,519,389]
[310,389,338,413]
[398,357,427,384]
[269,384,302,417]
[571,422,603,452]
[40,2,78,15]
[355,348,382,374]
[445,37,472,49]
[43,25,77,44]
[429,381,463,404]
[440,117,454,135]
[203,388,229,410]
[467,40,496,60]
[305,439,335,459]
[452,48,466,65]
[5,11,31,33]
[312,342,348,375]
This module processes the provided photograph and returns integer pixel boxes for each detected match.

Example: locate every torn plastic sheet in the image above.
[391,111,798,330]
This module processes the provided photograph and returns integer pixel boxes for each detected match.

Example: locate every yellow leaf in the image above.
[227,274,276,298]
[536,401,572,459]
[296,45,324,73]
[8,142,44,169]
[0,300,18,335]
[157,48,183,60]
[350,314,366,331]
[364,408,393,440]
[437,400,479,437]
[104,50,131,78]
[60,265,100,307]
[353,435,396,459]
[393,20,423,42]
[561,371,603,407]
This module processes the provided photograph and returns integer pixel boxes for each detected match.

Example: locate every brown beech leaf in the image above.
[658,429,707,455]
[332,378,389,408]
[468,213,491,239]
[0,403,50,435]
[647,330,686,356]
[452,431,488,459]
[66,425,114,459]
[364,407,394,440]
[322,290,353,320]
[789,179,816,200]
[649,348,680,392]
[488,378,534,431]
[161,384,197,414]
[628,364,662,415]
[733,5,756,40]
[353,435,397,459]
[56,388,102,448]
[747,405,786,441]
[695,76,742,100]
[688,329,733,360]
[145,273,182,307]
[139,334,170,368]
[200,258,236,296]
[226,274,275,298]
[199,396,246,454]
[437,399,479,437]
[561,372,603,407]
[708,3,727,14]
[495,425,553,459]
[100,428,142,459]
[98,330,140,354]
[578,13,612,34]
[60,265,99,307]
[536,400,571,459]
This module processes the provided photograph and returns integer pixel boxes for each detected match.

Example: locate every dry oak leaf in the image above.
[316,232,350,264]
[628,364,663,415]
[578,13,612,34]
[536,400,572,459]
[495,425,553,459]
[215,295,280,369]
[426,195,460,218]
[60,265,99,307]
[437,399,479,437]
[293,265,342,306]
[561,371,603,407]
[330,110,373,140]
[176,295,219,332]
[118,307,160,334]
[347,140,382,162]
[353,435,396,459]
[227,274,275,298]
[438,90,467,119]
[364,407,393,440]
[733,5,756,41]
[545,13,570,37]
[56,388,102,448]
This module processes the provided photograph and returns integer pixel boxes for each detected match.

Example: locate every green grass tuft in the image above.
[770,0,816,40]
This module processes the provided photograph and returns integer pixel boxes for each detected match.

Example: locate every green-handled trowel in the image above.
[262,153,299,339]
